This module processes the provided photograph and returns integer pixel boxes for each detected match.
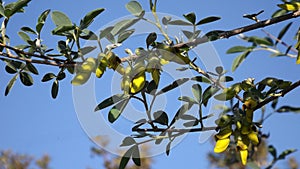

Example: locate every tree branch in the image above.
[132,126,217,133]
[255,79,300,110]
[173,10,300,48]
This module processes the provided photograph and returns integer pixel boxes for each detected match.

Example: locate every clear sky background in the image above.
[0,0,300,169]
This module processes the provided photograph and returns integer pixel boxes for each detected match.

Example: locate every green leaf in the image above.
[4,0,31,18]
[170,103,192,126]
[271,98,278,109]
[277,3,300,11]
[26,62,38,75]
[276,106,300,113]
[192,84,202,103]
[182,30,194,40]
[0,3,4,17]
[52,25,75,35]
[219,76,234,82]
[51,80,59,99]
[180,114,197,120]
[196,16,220,25]
[51,11,72,26]
[20,72,33,86]
[272,9,287,18]
[95,94,129,111]
[168,20,193,26]
[214,88,236,101]
[80,29,98,40]
[80,8,105,29]
[132,145,141,166]
[99,26,114,39]
[118,29,135,43]
[119,147,132,169]
[278,149,297,160]
[166,141,171,156]
[191,76,211,84]
[18,31,31,43]
[145,80,158,95]
[57,72,66,81]
[36,9,50,34]
[120,137,136,147]
[202,86,219,106]
[108,98,129,123]
[111,18,140,35]
[5,65,17,74]
[276,22,292,46]
[183,120,198,127]
[231,50,251,72]
[156,78,189,96]
[21,26,37,35]
[146,32,157,48]
[5,73,18,96]
[80,46,96,56]
[162,16,171,25]
[183,12,196,24]
[153,110,169,125]
[178,96,198,104]
[126,1,143,16]
[268,145,277,159]
[41,73,56,82]
[248,36,274,46]
[226,46,249,54]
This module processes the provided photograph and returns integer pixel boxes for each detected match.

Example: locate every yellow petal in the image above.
[130,73,146,94]
[214,138,230,153]
[240,149,248,165]
[237,140,248,150]
[248,132,259,145]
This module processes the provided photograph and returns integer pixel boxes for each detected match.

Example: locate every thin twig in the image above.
[133,126,217,133]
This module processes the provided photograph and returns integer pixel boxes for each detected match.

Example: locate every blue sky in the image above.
[0,0,300,169]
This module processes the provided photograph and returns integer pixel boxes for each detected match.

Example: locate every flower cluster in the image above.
[214,99,259,165]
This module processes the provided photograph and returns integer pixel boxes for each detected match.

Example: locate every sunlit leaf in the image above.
[51,10,72,26]
[36,9,50,34]
[278,149,297,160]
[191,76,211,84]
[226,46,249,54]
[18,31,30,43]
[178,96,198,104]
[108,98,129,123]
[248,36,273,46]
[192,84,202,103]
[196,16,220,25]
[268,145,277,159]
[277,2,300,11]
[126,1,143,16]
[232,50,251,72]
[5,73,18,96]
[118,29,135,43]
[168,20,193,26]
[99,26,114,39]
[4,0,31,18]
[94,94,129,111]
[21,26,37,35]
[52,25,75,35]
[111,18,140,36]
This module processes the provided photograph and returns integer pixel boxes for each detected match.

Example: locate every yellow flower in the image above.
[239,149,248,165]
[214,138,230,153]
